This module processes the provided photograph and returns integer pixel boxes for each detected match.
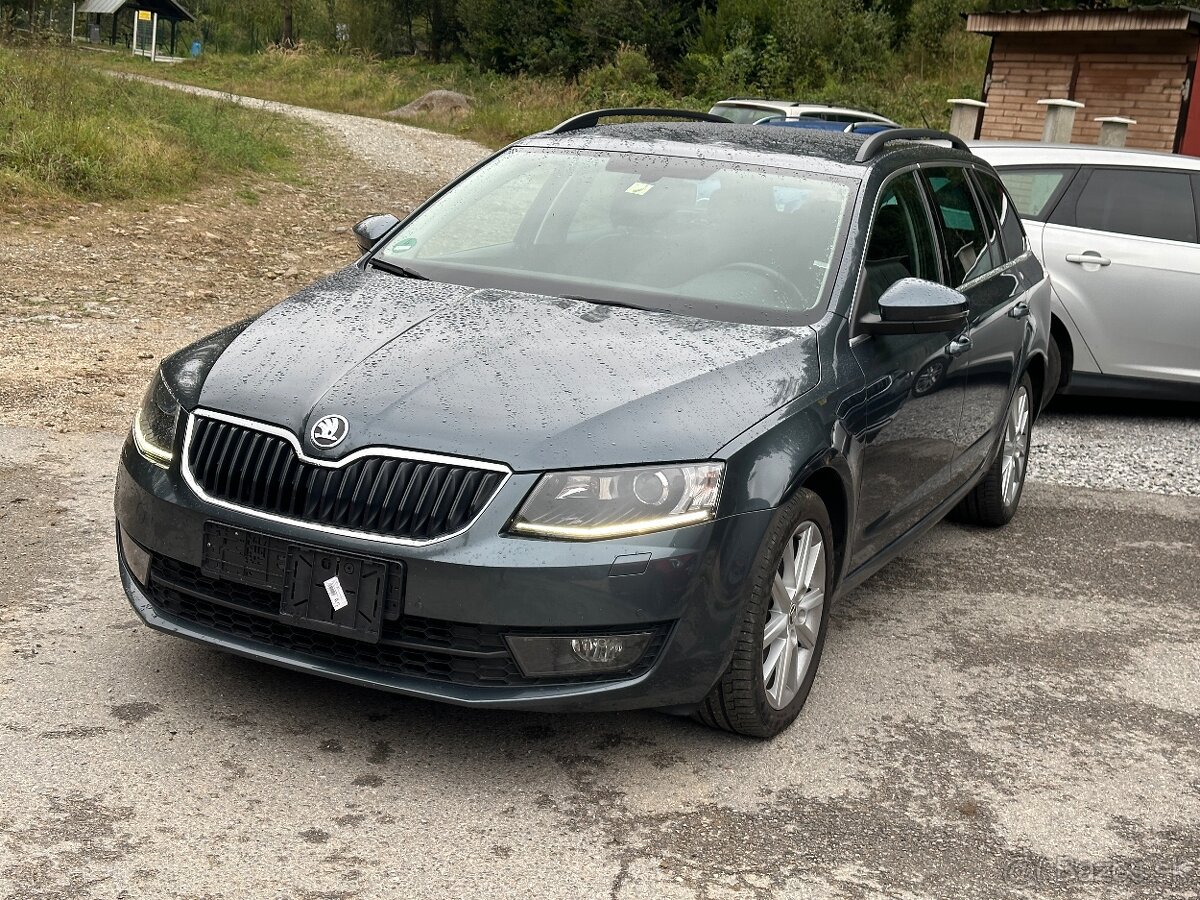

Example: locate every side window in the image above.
[975,170,1027,261]
[861,173,940,312]
[1075,168,1198,243]
[996,167,1072,219]
[923,167,1000,286]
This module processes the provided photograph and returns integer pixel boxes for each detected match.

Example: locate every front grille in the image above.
[147,556,669,688]
[185,415,507,543]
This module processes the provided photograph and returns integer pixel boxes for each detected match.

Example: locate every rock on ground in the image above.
[386,89,474,119]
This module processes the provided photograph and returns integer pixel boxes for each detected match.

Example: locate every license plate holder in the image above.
[280,546,390,643]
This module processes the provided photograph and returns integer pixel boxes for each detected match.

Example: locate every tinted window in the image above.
[996,168,1071,218]
[1075,168,1198,243]
[861,174,940,311]
[975,170,1027,261]
[924,167,1001,286]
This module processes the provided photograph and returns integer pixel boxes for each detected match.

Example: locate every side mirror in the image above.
[859,278,968,335]
[352,214,400,253]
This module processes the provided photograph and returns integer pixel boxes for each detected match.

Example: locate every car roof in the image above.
[520,122,975,175]
[970,140,1200,171]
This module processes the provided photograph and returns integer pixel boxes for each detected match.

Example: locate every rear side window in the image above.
[996,168,1072,218]
[975,170,1027,260]
[861,173,940,311]
[923,167,1001,286]
[1075,168,1198,243]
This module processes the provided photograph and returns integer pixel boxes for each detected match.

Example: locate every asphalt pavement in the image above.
[1,417,1197,900]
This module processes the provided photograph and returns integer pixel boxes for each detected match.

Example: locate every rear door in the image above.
[920,166,1030,465]
[1039,166,1200,385]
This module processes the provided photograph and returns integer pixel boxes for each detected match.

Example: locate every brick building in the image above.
[966,7,1200,155]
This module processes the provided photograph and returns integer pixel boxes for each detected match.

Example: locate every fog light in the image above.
[506,632,653,678]
[118,525,152,587]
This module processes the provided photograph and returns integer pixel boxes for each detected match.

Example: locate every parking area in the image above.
[1,116,1197,898]
[1,403,1197,899]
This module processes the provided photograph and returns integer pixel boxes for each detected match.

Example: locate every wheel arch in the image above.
[785,462,852,589]
[1049,312,1074,391]
[1024,351,1047,422]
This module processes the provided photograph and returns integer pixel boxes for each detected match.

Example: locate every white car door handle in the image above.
[1065,252,1111,266]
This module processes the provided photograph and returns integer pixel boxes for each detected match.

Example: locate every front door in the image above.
[849,172,967,570]
[921,167,1032,461]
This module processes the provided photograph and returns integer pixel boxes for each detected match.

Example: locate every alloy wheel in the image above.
[1001,385,1030,507]
[763,520,826,710]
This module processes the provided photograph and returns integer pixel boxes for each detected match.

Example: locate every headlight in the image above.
[509,463,724,540]
[132,369,181,468]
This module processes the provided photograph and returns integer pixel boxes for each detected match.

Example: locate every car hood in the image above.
[197,266,820,471]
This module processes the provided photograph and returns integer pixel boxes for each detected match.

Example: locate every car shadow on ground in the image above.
[1047,394,1200,419]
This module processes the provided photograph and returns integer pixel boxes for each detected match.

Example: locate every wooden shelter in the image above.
[967,6,1200,155]
[76,0,194,60]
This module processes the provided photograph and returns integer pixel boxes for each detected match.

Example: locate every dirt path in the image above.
[112,72,492,185]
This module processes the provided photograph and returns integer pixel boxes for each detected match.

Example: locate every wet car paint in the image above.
[117,124,1049,711]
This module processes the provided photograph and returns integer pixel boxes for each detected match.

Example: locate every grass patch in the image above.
[0,46,302,206]
[94,41,987,149]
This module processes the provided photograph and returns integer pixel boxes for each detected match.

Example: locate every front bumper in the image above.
[115,437,777,712]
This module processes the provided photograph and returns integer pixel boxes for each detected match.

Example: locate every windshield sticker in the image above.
[625,182,654,195]
[386,237,418,254]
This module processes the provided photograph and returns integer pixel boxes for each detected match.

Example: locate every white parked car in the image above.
[709,98,898,128]
[972,142,1200,400]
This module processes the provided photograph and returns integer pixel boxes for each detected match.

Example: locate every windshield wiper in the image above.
[559,294,671,315]
[371,259,429,280]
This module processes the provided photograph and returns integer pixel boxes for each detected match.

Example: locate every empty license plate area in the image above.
[201,522,403,642]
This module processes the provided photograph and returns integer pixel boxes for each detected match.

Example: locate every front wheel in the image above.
[953,374,1033,527]
[694,488,833,738]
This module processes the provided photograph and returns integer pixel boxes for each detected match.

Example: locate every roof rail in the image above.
[855,128,969,163]
[548,108,732,135]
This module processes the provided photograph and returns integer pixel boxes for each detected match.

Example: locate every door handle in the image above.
[1009,301,1031,319]
[1065,252,1111,266]
[947,336,973,357]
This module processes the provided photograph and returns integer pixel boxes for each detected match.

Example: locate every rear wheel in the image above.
[694,489,833,738]
[953,374,1033,527]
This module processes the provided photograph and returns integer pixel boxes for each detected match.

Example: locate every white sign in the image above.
[323,575,349,612]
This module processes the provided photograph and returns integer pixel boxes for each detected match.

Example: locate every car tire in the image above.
[953,373,1033,528]
[694,488,833,738]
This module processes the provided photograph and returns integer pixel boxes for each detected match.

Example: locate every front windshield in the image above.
[376,147,853,324]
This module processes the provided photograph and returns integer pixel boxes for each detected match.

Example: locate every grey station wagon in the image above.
[116,111,1050,737]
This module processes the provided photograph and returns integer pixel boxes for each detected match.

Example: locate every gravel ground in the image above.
[114,73,492,186]
[1032,397,1200,497]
